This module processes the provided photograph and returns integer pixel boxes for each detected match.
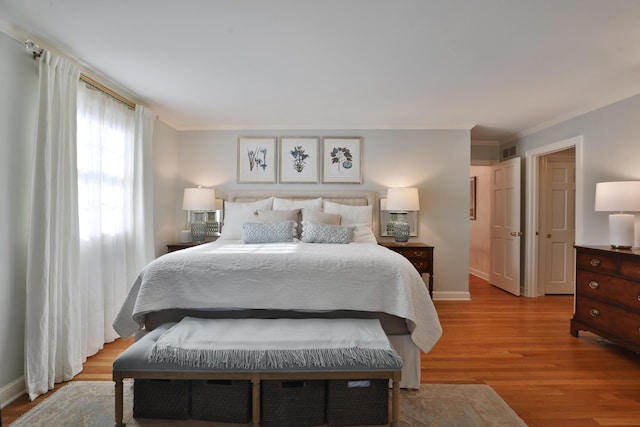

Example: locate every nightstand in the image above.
[379,242,434,298]
[167,242,199,253]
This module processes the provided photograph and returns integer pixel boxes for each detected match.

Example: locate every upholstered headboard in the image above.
[226,190,377,231]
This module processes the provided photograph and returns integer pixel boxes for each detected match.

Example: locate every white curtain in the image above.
[25,52,81,400]
[25,53,156,400]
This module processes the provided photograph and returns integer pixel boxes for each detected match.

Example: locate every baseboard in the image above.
[432,291,471,301]
[0,376,25,408]
[469,268,489,281]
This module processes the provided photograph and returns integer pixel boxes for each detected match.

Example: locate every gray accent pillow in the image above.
[242,221,296,244]
[300,221,355,244]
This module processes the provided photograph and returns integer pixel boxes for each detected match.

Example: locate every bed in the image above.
[113,190,442,389]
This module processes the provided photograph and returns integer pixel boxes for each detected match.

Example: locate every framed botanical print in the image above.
[279,137,319,183]
[237,136,277,183]
[321,137,362,183]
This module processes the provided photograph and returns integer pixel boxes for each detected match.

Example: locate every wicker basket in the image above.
[326,379,389,426]
[191,379,252,423]
[261,380,326,427]
[133,379,190,419]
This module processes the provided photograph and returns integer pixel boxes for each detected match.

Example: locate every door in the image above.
[489,157,521,295]
[539,154,575,294]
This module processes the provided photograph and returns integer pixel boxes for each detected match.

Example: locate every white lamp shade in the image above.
[595,181,640,212]
[182,187,217,211]
[386,187,420,211]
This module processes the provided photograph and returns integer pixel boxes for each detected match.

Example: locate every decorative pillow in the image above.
[322,200,373,226]
[300,221,355,244]
[242,221,296,244]
[273,197,323,211]
[352,223,378,244]
[219,197,274,240]
[257,209,300,223]
[301,209,341,225]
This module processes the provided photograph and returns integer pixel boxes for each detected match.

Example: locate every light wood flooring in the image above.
[3,275,640,426]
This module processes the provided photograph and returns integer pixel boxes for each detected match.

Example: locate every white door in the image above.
[540,156,576,294]
[489,157,522,295]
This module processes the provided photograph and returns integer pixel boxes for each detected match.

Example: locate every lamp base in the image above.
[609,214,635,249]
[389,212,410,244]
[191,211,207,243]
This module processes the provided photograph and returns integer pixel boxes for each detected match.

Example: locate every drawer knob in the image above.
[588,281,599,290]
[590,259,601,267]
[589,308,600,318]
[414,251,424,257]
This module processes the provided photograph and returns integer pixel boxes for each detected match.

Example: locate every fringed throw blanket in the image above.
[149,317,403,370]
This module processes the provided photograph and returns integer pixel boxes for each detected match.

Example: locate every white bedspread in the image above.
[113,240,442,353]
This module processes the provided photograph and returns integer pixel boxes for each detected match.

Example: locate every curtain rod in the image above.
[25,39,136,110]
[80,74,136,110]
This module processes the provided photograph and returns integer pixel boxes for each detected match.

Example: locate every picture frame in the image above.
[279,137,319,183]
[470,176,477,220]
[379,198,418,237]
[321,137,362,183]
[237,136,277,183]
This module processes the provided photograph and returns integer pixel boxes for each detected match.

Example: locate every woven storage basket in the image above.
[133,379,190,419]
[191,379,251,423]
[326,379,389,426]
[261,380,326,427]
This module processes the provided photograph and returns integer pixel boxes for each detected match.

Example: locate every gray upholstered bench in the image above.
[113,322,402,427]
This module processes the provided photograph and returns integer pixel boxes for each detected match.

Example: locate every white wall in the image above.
[151,120,179,257]
[173,129,472,298]
[469,165,491,279]
[514,93,640,247]
[0,32,38,405]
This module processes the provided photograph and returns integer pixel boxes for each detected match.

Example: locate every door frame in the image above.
[524,135,584,297]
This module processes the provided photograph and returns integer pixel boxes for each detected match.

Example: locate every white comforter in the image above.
[113,240,442,353]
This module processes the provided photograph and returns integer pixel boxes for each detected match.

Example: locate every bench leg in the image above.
[251,374,260,427]
[391,373,401,427]
[114,376,124,427]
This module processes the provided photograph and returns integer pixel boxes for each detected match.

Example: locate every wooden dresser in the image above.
[571,245,640,353]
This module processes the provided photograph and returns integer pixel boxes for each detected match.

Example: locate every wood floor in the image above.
[3,275,640,426]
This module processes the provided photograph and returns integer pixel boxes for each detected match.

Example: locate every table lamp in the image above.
[386,187,420,244]
[595,181,640,249]
[183,186,217,243]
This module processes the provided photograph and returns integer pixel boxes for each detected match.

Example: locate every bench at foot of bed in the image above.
[112,320,402,427]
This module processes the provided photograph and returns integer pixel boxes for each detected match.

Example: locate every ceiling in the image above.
[2,1,640,142]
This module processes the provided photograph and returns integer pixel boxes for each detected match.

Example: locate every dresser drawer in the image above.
[576,251,618,275]
[620,257,640,281]
[574,295,640,347]
[576,270,640,312]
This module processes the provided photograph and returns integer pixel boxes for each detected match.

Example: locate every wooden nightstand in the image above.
[379,242,434,298]
[167,242,199,253]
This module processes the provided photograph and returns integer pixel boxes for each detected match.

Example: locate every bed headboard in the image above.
[228,190,375,206]
[227,190,378,231]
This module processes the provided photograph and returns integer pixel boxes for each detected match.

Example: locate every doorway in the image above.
[537,148,576,294]
[524,136,584,297]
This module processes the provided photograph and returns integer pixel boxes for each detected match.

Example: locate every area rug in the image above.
[10,381,527,427]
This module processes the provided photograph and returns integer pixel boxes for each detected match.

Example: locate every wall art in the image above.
[237,136,277,183]
[279,137,319,183]
[321,137,362,183]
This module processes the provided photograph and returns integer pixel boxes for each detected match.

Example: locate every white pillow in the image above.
[273,197,322,211]
[323,200,373,226]
[219,197,274,240]
[352,223,377,244]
